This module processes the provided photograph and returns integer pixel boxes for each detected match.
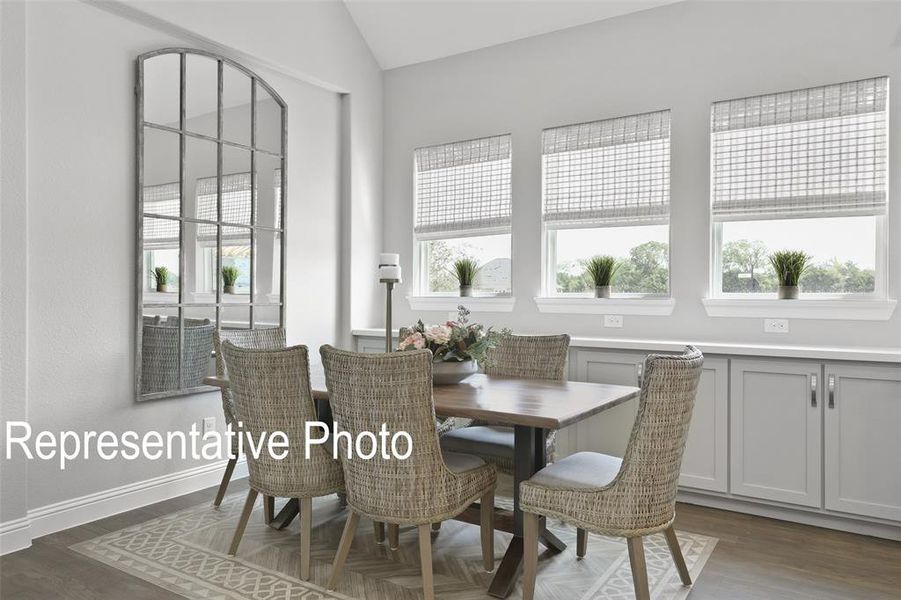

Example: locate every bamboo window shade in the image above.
[542,110,671,229]
[711,77,888,222]
[414,134,512,239]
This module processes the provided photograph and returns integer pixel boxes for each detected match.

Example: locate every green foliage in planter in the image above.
[769,250,810,287]
[150,266,170,286]
[221,265,240,287]
[452,258,480,287]
[585,255,620,288]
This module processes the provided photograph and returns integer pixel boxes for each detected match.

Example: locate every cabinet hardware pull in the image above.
[828,374,836,409]
[810,374,817,407]
[636,363,643,387]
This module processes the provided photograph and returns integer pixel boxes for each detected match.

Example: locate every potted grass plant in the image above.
[452,258,480,297]
[585,255,619,298]
[769,250,810,299]
[151,266,171,293]
[221,265,240,295]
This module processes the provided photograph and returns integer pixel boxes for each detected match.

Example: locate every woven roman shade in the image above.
[143,182,180,217]
[414,135,512,239]
[711,77,888,222]
[542,110,670,229]
[196,172,253,224]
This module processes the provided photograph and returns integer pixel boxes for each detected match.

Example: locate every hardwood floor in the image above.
[2,477,899,599]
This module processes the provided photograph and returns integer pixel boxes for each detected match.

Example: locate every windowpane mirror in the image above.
[137,49,286,400]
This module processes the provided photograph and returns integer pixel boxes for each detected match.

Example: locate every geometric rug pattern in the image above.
[72,487,716,600]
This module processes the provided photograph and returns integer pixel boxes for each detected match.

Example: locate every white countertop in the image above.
[351,328,901,364]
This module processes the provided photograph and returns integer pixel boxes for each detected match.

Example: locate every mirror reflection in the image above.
[137,49,286,400]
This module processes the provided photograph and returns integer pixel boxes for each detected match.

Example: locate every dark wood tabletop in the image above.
[203,371,639,431]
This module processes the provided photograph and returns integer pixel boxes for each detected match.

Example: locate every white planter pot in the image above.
[432,359,477,385]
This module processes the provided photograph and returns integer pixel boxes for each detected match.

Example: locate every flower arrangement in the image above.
[398,305,508,365]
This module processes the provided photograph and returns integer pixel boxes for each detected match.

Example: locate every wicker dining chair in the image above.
[320,346,497,600]
[212,327,286,522]
[141,318,215,393]
[519,346,704,600]
[439,334,571,472]
[219,341,345,580]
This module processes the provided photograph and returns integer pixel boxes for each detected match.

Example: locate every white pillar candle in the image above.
[379,253,400,266]
[379,265,402,282]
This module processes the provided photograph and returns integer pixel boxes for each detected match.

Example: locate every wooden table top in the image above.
[203,371,639,431]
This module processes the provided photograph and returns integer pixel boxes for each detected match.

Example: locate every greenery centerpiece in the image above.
[769,250,810,299]
[585,255,620,298]
[398,305,508,384]
[151,266,171,293]
[221,265,240,295]
[452,258,480,297]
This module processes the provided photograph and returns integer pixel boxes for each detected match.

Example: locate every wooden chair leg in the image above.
[480,491,494,571]
[373,521,385,543]
[328,510,360,590]
[431,522,441,532]
[263,495,275,524]
[300,497,313,580]
[576,528,587,558]
[418,524,435,600]
[664,526,692,585]
[627,536,651,600]
[522,512,539,600]
[387,523,400,550]
[213,457,237,506]
[228,488,259,556]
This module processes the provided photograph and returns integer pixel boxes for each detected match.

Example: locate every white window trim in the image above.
[406,295,516,313]
[540,227,673,300]
[708,216,890,303]
[415,236,513,298]
[701,297,897,320]
[534,296,675,315]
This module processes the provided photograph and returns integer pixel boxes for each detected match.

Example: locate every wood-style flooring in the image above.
[1,477,899,599]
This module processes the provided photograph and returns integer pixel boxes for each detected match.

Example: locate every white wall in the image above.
[0,0,381,548]
[383,1,901,350]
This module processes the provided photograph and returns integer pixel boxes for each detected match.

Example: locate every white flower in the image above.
[424,325,451,345]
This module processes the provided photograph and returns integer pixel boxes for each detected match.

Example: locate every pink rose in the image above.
[399,331,426,350]
[425,325,451,345]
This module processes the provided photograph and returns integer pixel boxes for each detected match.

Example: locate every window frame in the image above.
[415,233,513,298]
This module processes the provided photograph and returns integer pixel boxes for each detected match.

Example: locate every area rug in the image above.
[72,488,716,600]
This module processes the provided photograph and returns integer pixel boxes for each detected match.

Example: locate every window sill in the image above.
[702,298,897,321]
[534,296,675,316]
[406,295,516,313]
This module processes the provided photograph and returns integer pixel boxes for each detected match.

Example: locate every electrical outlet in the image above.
[764,318,789,334]
[202,416,216,435]
[604,314,624,328]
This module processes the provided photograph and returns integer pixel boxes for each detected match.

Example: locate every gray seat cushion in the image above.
[527,452,622,489]
[440,425,515,459]
[442,450,487,473]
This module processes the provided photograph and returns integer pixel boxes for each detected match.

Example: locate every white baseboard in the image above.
[678,490,901,542]
[0,516,33,555]
[0,458,247,556]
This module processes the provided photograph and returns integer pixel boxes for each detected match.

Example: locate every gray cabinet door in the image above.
[730,359,822,507]
[569,349,646,458]
[679,357,729,493]
[825,363,901,522]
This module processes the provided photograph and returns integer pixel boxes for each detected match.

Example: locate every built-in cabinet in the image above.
[353,332,901,537]
[730,359,822,507]
[824,364,901,522]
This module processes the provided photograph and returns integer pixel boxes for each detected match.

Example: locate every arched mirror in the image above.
[136,49,287,400]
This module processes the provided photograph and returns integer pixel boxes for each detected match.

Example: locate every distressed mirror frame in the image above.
[135,48,287,401]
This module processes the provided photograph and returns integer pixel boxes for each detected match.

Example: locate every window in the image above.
[711,77,888,297]
[414,135,512,296]
[542,110,671,296]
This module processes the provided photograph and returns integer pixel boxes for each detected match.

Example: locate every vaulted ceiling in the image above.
[343,0,683,70]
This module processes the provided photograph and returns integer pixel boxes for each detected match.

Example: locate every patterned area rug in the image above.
[72,488,716,600]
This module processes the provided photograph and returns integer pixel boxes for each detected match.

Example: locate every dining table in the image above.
[203,368,639,598]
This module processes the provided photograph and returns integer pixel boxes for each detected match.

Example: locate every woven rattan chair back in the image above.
[321,345,490,524]
[220,342,343,498]
[213,328,286,425]
[483,334,570,380]
[613,346,704,533]
[140,320,214,393]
